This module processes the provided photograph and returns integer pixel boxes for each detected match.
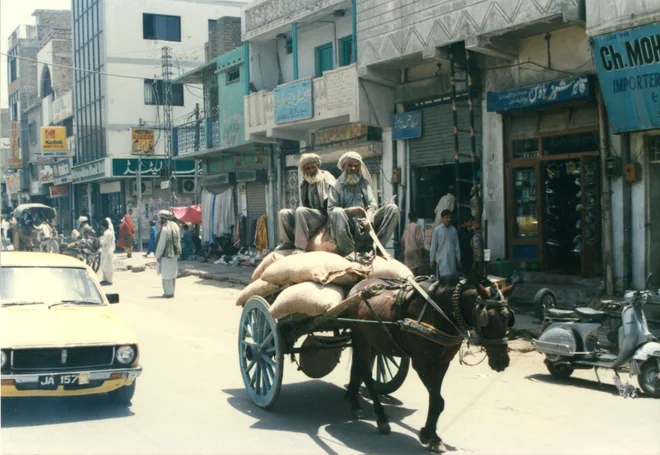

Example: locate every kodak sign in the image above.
[41,126,67,152]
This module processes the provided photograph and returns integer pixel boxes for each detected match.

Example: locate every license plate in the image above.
[38,374,79,388]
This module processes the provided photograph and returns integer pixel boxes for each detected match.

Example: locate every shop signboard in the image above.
[71,158,108,184]
[5,171,21,194]
[52,92,73,123]
[392,111,422,140]
[591,22,660,133]
[131,128,155,155]
[39,165,54,183]
[30,180,41,196]
[49,185,69,198]
[486,75,592,113]
[52,158,72,185]
[273,79,313,124]
[111,157,195,178]
[9,121,21,169]
[41,126,68,156]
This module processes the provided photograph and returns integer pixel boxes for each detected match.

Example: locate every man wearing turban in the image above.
[155,210,181,298]
[278,153,336,252]
[328,151,399,255]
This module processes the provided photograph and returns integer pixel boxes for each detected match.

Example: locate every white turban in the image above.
[78,216,88,223]
[298,153,321,173]
[338,151,372,186]
[159,210,175,221]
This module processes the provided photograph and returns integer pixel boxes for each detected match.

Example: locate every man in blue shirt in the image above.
[430,209,461,283]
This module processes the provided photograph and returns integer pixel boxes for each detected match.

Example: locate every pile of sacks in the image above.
[235,227,413,319]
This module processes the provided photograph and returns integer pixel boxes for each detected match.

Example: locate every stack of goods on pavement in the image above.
[235,232,414,320]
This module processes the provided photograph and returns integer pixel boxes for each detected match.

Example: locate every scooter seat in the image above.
[547,308,575,319]
[574,307,608,322]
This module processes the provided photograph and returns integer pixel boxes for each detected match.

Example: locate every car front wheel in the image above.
[108,381,136,405]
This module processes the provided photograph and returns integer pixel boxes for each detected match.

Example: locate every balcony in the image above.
[39,28,72,49]
[173,114,245,159]
[244,64,358,142]
[8,25,38,48]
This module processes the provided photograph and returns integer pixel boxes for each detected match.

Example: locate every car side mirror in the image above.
[106,293,120,304]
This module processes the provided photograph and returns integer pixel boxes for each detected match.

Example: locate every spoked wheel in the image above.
[371,355,410,395]
[238,296,284,409]
[89,254,101,273]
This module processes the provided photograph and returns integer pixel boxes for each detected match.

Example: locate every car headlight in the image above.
[1,351,7,368]
[115,346,136,365]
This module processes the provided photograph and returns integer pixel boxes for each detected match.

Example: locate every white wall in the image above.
[102,0,241,157]
[250,40,279,91]
[587,0,660,36]
[630,132,650,289]
[482,99,506,260]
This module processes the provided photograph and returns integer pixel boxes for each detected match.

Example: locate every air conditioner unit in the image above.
[180,178,195,194]
[132,180,153,196]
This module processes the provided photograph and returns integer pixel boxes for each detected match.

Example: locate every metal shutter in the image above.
[246,182,266,220]
[408,101,483,167]
[363,157,381,175]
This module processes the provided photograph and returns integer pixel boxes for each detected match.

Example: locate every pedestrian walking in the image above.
[118,209,135,258]
[401,212,426,276]
[99,218,115,286]
[155,210,181,298]
[144,221,157,257]
[430,209,461,284]
[180,224,194,260]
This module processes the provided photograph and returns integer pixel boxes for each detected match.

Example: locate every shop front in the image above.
[487,75,601,276]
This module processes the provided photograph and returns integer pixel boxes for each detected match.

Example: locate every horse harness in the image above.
[360,275,510,354]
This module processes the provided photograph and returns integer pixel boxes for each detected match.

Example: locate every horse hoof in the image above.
[430,441,447,453]
[351,409,365,420]
[377,421,391,435]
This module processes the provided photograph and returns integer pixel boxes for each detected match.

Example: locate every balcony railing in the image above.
[40,29,72,49]
[173,116,223,157]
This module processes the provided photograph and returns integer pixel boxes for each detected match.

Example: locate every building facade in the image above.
[70,0,243,243]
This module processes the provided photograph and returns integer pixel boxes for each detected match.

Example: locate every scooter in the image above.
[533,274,660,398]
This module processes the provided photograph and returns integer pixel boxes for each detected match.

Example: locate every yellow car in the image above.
[0,252,142,404]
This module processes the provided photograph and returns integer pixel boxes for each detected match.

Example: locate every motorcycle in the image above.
[533,274,660,398]
[62,237,101,273]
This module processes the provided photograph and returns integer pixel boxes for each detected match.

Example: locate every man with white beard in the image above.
[278,153,336,253]
[328,151,399,255]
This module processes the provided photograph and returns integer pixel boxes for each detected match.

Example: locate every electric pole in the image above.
[161,46,175,203]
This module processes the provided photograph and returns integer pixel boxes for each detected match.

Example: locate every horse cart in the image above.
[12,203,60,253]
[238,282,411,409]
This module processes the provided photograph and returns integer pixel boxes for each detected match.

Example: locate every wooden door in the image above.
[506,161,543,271]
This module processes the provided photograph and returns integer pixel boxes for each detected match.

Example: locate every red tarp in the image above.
[172,205,202,224]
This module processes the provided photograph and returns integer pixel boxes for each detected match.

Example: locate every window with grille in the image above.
[226,68,240,84]
[144,79,184,106]
[143,13,181,42]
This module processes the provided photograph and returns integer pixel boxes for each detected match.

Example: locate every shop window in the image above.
[512,138,539,159]
[512,167,537,238]
[542,132,599,156]
[648,135,660,163]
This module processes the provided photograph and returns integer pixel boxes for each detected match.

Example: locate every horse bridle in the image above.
[451,280,512,346]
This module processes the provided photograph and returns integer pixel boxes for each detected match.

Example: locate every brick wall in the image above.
[207,17,242,61]
[33,10,72,39]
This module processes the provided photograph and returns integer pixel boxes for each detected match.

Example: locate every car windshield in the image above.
[0,267,104,306]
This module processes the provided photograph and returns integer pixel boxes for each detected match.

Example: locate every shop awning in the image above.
[172,204,202,224]
[173,60,217,85]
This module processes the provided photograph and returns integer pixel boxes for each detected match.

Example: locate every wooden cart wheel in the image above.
[238,296,284,409]
[372,355,410,395]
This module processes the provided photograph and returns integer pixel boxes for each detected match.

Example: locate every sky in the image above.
[1,0,71,108]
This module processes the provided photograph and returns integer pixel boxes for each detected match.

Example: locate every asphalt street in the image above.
[1,267,659,455]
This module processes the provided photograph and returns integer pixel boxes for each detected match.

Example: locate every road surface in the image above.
[2,267,658,455]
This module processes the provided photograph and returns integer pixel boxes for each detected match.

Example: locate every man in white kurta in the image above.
[430,209,461,283]
[155,210,181,298]
[99,218,115,286]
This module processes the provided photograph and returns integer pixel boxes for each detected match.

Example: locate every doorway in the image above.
[649,155,660,287]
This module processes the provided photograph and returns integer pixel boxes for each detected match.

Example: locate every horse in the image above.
[344,274,517,453]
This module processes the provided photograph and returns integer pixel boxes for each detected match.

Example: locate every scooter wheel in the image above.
[534,289,557,320]
[638,360,660,398]
[544,358,574,379]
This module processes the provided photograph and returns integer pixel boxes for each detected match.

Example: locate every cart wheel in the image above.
[372,355,410,395]
[533,288,557,320]
[91,255,101,273]
[238,296,284,409]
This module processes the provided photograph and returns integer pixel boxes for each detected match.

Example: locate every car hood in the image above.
[0,306,138,348]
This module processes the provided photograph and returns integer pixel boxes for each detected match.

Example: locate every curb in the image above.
[177,267,252,286]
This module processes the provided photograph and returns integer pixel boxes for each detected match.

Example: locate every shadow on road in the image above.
[526,373,623,396]
[1,395,134,428]
[224,381,430,455]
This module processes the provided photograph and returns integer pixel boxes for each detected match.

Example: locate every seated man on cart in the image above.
[328,151,399,255]
[278,153,336,253]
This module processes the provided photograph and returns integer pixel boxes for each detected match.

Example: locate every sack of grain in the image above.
[260,251,368,286]
[306,225,341,255]
[269,282,346,319]
[369,257,414,280]
[235,279,282,307]
[251,249,295,281]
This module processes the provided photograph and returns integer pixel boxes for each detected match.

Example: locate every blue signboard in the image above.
[592,22,660,133]
[486,75,591,113]
[392,111,422,140]
[273,79,313,124]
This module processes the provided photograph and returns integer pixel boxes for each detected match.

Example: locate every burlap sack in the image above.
[369,257,414,280]
[269,282,345,319]
[260,251,369,286]
[251,249,294,281]
[235,279,282,306]
[306,225,340,255]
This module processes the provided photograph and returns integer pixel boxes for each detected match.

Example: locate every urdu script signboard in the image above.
[273,79,313,124]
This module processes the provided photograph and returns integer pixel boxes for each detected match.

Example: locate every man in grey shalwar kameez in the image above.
[278,153,336,252]
[328,151,399,255]
[155,210,181,298]
[430,209,461,283]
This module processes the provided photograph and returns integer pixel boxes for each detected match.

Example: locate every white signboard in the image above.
[52,92,73,123]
